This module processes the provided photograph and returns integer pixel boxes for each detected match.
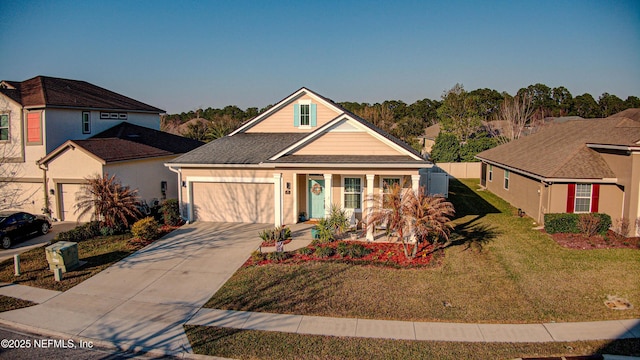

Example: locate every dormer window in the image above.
[293,100,316,128]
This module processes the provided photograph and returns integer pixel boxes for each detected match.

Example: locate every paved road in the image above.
[0,222,77,263]
[0,325,166,359]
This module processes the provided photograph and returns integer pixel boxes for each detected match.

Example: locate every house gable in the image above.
[292,118,405,156]
[234,88,342,134]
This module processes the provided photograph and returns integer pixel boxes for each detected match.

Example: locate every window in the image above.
[26,112,42,144]
[504,170,510,190]
[0,114,8,141]
[82,112,90,132]
[344,177,362,210]
[382,177,401,192]
[574,184,592,213]
[488,164,493,182]
[300,104,310,126]
[82,112,91,134]
[294,101,316,127]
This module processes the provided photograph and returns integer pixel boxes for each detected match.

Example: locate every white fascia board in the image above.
[163,163,275,169]
[476,158,618,184]
[272,162,432,169]
[229,87,343,136]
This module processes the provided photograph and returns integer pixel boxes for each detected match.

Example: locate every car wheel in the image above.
[40,222,50,235]
[1,236,11,249]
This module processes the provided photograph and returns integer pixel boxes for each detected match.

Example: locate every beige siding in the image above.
[105,156,178,203]
[485,166,543,222]
[245,94,340,133]
[281,171,295,224]
[192,182,274,223]
[294,132,402,156]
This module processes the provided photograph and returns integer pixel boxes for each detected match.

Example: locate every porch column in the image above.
[366,174,375,241]
[292,173,298,224]
[323,173,332,217]
[274,173,282,226]
[412,174,421,194]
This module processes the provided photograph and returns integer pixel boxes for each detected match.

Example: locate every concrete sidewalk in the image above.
[187,308,640,343]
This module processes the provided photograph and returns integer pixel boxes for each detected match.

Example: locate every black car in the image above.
[0,211,52,249]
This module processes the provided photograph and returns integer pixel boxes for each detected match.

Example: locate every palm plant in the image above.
[74,173,142,229]
[366,183,455,259]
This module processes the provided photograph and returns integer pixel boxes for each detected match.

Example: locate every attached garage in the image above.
[191,181,274,224]
[58,183,91,222]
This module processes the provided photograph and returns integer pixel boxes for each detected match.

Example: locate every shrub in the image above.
[55,221,101,242]
[251,250,266,262]
[266,251,291,261]
[131,217,159,241]
[298,247,313,255]
[544,213,611,235]
[336,242,349,257]
[161,199,182,226]
[346,243,371,258]
[314,246,334,258]
[314,218,335,243]
[578,214,601,237]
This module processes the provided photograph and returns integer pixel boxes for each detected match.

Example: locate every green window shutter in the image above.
[293,104,300,127]
[310,104,317,127]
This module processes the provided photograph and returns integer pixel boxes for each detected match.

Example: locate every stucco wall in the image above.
[105,156,178,203]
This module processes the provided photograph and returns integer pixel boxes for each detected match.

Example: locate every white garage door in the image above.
[59,183,92,222]
[192,182,274,224]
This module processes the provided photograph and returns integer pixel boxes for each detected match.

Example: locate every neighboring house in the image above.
[37,123,203,221]
[419,123,440,156]
[476,109,640,236]
[166,87,433,240]
[0,75,192,219]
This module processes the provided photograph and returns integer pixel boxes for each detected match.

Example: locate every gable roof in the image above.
[0,76,164,113]
[176,87,429,167]
[39,123,203,164]
[476,109,640,181]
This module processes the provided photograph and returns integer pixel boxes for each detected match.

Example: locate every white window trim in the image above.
[574,183,592,213]
[488,164,493,182]
[0,113,9,142]
[379,177,401,194]
[342,176,364,212]
[504,170,510,190]
[297,99,311,128]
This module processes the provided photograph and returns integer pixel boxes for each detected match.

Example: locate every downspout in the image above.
[37,161,51,218]
[167,165,184,219]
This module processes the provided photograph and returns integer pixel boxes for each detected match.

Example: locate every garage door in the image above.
[59,183,92,222]
[192,182,274,223]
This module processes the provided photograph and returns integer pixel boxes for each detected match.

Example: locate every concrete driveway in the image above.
[0,222,267,356]
[0,222,77,263]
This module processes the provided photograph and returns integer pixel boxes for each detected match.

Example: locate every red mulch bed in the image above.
[260,239,293,247]
[548,230,640,250]
[247,241,441,268]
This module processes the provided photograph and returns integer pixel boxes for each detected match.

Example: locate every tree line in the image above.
[161,84,640,151]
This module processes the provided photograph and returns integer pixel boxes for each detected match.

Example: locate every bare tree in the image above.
[487,93,538,145]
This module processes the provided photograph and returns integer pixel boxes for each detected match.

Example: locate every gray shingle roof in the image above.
[169,133,309,164]
[476,110,640,180]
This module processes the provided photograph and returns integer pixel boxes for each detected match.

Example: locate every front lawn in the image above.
[185,325,640,360]
[205,179,640,323]
[0,233,139,292]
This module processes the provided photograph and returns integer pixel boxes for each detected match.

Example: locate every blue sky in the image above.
[1,0,639,114]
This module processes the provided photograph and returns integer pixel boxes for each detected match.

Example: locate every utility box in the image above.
[45,241,79,273]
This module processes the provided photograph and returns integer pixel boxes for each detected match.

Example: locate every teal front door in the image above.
[308,179,325,219]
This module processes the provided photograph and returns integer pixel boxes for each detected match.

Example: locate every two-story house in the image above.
[0,76,202,221]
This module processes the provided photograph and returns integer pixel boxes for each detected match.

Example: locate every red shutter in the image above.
[591,184,600,212]
[27,113,41,143]
[566,183,575,213]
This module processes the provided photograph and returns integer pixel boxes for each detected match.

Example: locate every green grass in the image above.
[185,325,640,360]
[205,179,640,323]
[0,295,35,312]
[0,233,138,292]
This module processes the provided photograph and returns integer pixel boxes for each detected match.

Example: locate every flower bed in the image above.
[260,238,292,247]
[548,230,640,250]
[245,241,441,268]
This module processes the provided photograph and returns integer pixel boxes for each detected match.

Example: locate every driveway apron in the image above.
[0,222,266,355]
